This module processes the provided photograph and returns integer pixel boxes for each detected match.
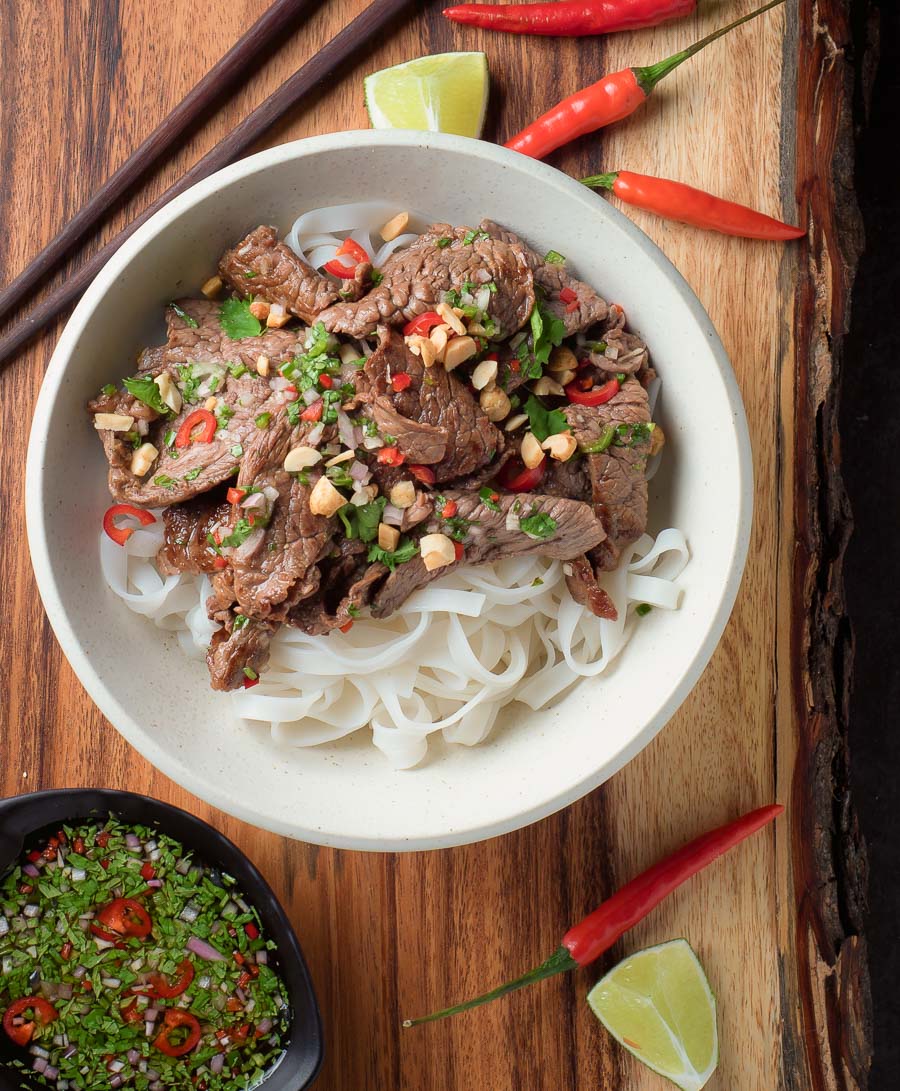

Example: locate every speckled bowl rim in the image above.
[25,130,753,850]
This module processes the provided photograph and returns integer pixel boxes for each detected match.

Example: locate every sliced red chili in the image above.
[453,541,465,561]
[225,998,243,1013]
[2,997,58,1047]
[95,897,152,940]
[323,238,370,278]
[565,376,620,406]
[153,1010,201,1058]
[226,487,244,505]
[150,959,195,999]
[242,675,259,689]
[409,464,436,485]
[319,373,334,389]
[402,311,443,337]
[60,942,73,961]
[213,556,228,570]
[440,499,458,518]
[558,287,577,303]
[140,862,155,881]
[73,837,85,855]
[89,922,126,947]
[497,457,547,492]
[103,504,156,547]
[244,922,259,940]
[300,399,323,422]
[377,446,406,466]
[338,621,354,633]
[95,831,110,848]
[175,408,217,449]
[391,372,412,392]
[121,1000,144,1025]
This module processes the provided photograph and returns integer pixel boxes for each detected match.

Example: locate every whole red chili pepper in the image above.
[505,0,785,160]
[444,0,695,36]
[403,803,783,1026]
[582,170,805,239]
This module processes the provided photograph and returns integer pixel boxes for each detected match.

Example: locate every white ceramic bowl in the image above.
[26,131,751,851]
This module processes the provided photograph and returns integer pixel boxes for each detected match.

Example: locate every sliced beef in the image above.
[162,297,305,371]
[289,553,389,636]
[358,328,502,481]
[541,456,590,501]
[218,225,340,324]
[564,379,652,571]
[371,490,606,618]
[565,553,618,621]
[479,220,608,335]
[207,616,276,692]
[157,492,232,576]
[318,224,535,340]
[585,304,649,375]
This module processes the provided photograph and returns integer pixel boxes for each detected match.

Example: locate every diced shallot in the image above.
[337,411,356,449]
[210,1055,225,1075]
[382,504,404,527]
[302,387,320,406]
[186,936,226,961]
[307,423,325,446]
[349,460,370,483]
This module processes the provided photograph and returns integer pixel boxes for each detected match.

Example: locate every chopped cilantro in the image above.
[216,403,235,429]
[544,249,566,265]
[337,497,386,543]
[519,506,558,540]
[220,518,258,548]
[616,372,627,383]
[164,429,176,448]
[523,394,569,443]
[243,271,258,279]
[367,537,418,571]
[462,229,490,245]
[531,577,545,587]
[228,360,250,379]
[101,383,117,397]
[487,281,498,293]
[371,270,384,286]
[168,301,199,328]
[182,468,202,481]
[177,364,201,404]
[219,298,263,340]
[517,300,566,381]
[326,464,354,488]
[242,667,258,680]
[635,603,653,617]
[286,400,301,427]
[153,474,176,489]
[123,375,168,415]
[443,515,474,543]
[255,412,271,430]
[479,486,502,512]
[233,614,250,629]
[347,603,361,619]
[230,444,244,457]
[436,237,452,248]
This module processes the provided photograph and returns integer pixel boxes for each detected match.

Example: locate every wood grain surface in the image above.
[0,1,872,1088]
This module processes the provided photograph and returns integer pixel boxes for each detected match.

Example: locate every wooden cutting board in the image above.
[0,1,872,1086]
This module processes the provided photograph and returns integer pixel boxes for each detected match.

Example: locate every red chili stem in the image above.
[444,0,695,36]
[582,170,805,239]
[504,0,786,160]
[403,803,783,1026]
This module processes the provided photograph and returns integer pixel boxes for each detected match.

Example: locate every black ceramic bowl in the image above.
[0,789,322,1091]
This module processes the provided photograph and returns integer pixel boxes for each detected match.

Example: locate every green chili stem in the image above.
[581,172,619,192]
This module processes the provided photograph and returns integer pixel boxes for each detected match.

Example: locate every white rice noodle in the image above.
[285,202,427,278]
[102,520,689,769]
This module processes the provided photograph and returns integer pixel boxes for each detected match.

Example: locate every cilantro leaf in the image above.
[168,302,199,328]
[219,298,263,340]
[462,229,490,245]
[123,376,168,415]
[337,498,386,543]
[523,394,569,443]
[219,518,258,548]
[479,486,502,513]
[544,250,566,265]
[519,506,558,540]
[367,537,418,571]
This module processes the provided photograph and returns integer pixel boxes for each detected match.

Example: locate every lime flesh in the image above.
[587,939,718,1091]
[364,52,489,138]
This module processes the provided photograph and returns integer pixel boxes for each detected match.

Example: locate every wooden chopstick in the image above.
[0,0,414,371]
[0,0,319,329]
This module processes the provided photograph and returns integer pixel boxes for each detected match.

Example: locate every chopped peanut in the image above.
[436,302,466,336]
[283,446,322,472]
[154,371,183,414]
[504,412,529,433]
[309,475,346,517]
[443,336,478,371]
[406,335,437,368]
[471,357,498,390]
[649,423,666,457]
[350,484,379,506]
[541,431,578,462]
[548,345,578,373]
[204,396,218,413]
[532,375,566,397]
[430,325,450,358]
[421,533,456,571]
[201,275,223,299]
[256,354,270,377]
[378,523,401,551]
[480,386,511,422]
[520,431,544,469]
[266,303,290,329]
[389,480,416,509]
[339,342,361,366]
[93,413,134,432]
[325,449,356,467]
[556,368,577,386]
[380,211,409,242]
[249,300,270,322]
[130,442,159,477]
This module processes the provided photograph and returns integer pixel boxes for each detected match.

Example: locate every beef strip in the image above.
[371,489,606,618]
[160,298,306,372]
[318,224,535,339]
[564,553,618,621]
[585,304,649,375]
[289,552,389,636]
[157,491,232,575]
[207,616,277,692]
[479,220,608,336]
[564,379,652,571]
[218,225,340,323]
[358,328,502,481]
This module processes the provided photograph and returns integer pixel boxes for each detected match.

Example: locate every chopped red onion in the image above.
[56,982,74,1000]
[255,950,268,966]
[233,527,265,562]
[210,1055,225,1075]
[62,1046,77,1061]
[174,858,191,876]
[361,433,384,450]
[262,485,279,504]
[382,504,404,527]
[241,491,267,511]
[144,1008,158,1023]
[146,1070,159,1082]
[101,977,121,989]
[235,987,247,1004]
[70,868,86,882]
[302,387,320,406]
[146,879,163,888]
[337,411,356,449]
[125,833,142,850]
[33,1058,48,1074]
[0,916,8,936]
[307,423,325,446]
[31,1045,50,1059]
[23,863,40,878]
[270,376,290,392]
[126,1050,141,1065]
[109,1077,122,1089]
[186,936,226,961]
[23,903,41,917]
[256,1017,274,1034]
[72,965,87,978]
[349,460,370,483]
[44,1066,59,1081]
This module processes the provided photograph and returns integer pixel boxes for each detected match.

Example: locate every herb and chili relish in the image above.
[0,818,288,1091]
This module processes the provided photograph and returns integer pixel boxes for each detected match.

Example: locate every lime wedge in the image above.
[364,52,489,138]
[587,940,718,1091]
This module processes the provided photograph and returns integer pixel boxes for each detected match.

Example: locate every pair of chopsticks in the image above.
[0,0,413,370]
